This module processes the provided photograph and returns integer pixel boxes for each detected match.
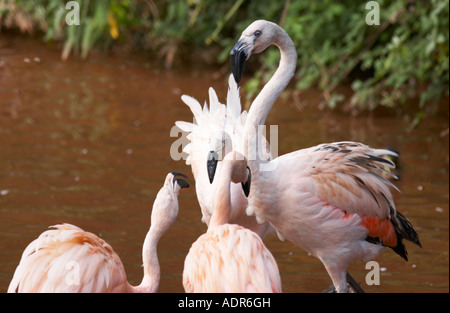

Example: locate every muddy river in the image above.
[0,35,448,292]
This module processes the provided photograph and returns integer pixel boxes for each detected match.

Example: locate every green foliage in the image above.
[231,0,449,116]
[0,0,116,59]
[1,0,448,118]
[346,0,449,116]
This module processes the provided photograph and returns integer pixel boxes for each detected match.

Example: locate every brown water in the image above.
[0,35,448,293]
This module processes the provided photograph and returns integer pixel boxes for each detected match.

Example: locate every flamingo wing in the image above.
[280,142,398,218]
[176,86,227,223]
[176,75,248,170]
[276,142,420,257]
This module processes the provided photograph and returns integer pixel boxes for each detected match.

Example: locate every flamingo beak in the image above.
[207,151,219,184]
[241,166,251,197]
[230,40,248,84]
[171,172,190,189]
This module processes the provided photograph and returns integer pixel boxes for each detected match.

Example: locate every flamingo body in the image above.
[246,141,421,292]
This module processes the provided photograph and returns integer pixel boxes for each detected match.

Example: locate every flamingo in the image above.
[207,20,422,293]
[175,75,273,238]
[182,151,282,293]
[8,172,189,293]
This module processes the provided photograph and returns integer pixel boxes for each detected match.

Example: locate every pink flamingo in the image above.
[207,20,421,293]
[8,172,189,293]
[183,151,281,293]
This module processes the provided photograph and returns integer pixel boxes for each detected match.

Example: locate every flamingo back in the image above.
[183,224,281,293]
[8,224,128,293]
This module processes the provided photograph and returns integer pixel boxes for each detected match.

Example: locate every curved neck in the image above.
[134,227,161,293]
[244,26,297,160]
[208,162,233,228]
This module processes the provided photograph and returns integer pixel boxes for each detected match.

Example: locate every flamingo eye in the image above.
[254,30,262,38]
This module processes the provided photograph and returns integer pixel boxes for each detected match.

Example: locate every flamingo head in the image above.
[230,20,279,84]
[206,131,232,184]
[149,172,189,235]
[207,151,251,197]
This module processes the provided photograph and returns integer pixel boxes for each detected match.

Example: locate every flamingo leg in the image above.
[321,272,365,293]
[346,272,365,293]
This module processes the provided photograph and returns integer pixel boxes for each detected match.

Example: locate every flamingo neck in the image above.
[134,228,160,293]
[208,162,233,229]
[244,26,297,163]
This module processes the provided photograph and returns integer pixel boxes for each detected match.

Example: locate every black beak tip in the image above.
[207,161,217,184]
[241,166,251,197]
[175,179,190,189]
[230,41,247,84]
[171,172,190,189]
[230,59,242,84]
[207,151,219,184]
[242,182,250,197]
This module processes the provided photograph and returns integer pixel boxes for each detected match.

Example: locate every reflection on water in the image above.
[0,35,448,293]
